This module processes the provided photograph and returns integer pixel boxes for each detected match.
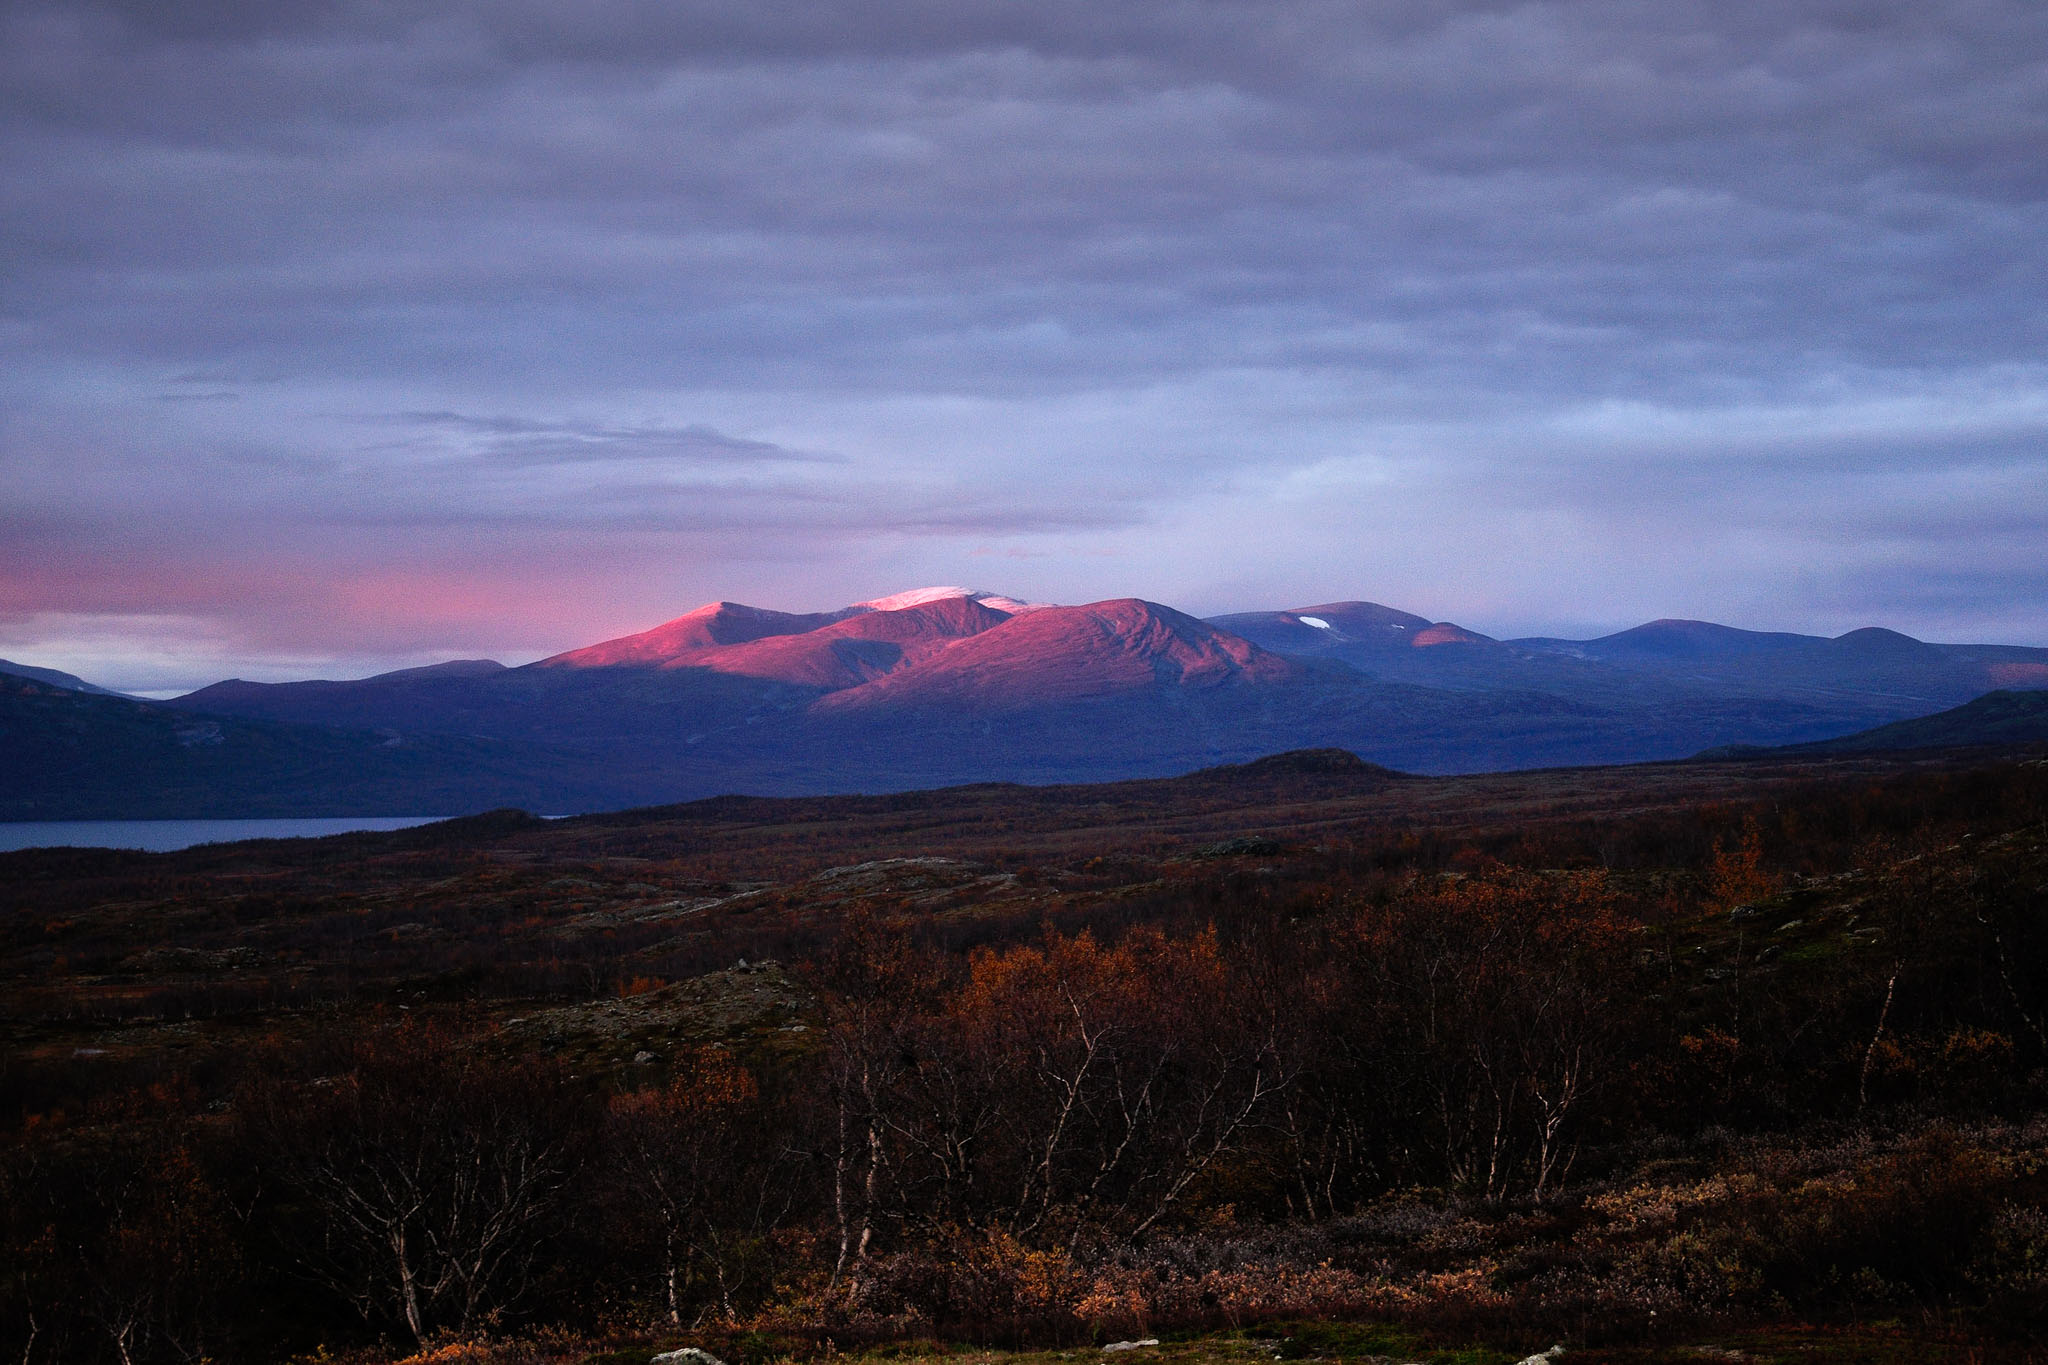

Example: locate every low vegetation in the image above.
[3,751,2047,1363]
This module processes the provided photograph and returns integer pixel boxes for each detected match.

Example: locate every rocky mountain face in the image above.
[7,586,2046,817]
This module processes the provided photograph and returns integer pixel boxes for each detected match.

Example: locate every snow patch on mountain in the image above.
[854,586,1050,615]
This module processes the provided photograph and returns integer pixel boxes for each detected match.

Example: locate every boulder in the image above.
[652,1349,727,1365]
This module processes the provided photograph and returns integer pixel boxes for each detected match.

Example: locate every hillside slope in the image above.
[0,674,620,819]
[1707,688,2048,757]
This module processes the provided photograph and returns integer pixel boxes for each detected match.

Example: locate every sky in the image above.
[4,0,2046,692]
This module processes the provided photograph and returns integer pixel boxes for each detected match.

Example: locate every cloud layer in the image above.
[4,0,2045,687]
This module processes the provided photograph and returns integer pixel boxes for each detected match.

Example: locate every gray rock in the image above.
[1102,1341,1160,1353]
[1514,1348,1565,1365]
[651,1350,727,1365]
[1198,836,1282,859]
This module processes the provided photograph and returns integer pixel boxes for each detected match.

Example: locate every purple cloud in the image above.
[3,0,2046,688]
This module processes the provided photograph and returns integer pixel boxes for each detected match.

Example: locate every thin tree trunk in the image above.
[1978,911,2048,1053]
[393,1228,426,1346]
[830,1090,852,1288]
[1858,965,1900,1115]
[856,1111,881,1265]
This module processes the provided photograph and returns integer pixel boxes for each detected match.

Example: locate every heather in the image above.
[4,752,2048,1363]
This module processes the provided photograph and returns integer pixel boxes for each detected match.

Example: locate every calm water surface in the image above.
[0,817,452,853]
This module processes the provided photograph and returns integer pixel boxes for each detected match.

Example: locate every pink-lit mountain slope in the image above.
[537,589,1029,689]
[816,599,1302,712]
[541,600,857,667]
[607,594,1014,689]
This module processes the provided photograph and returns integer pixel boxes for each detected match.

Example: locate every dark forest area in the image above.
[5,750,2048,1365]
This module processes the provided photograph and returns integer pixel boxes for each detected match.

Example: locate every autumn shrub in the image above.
[1133,1257,1385,1331]
[1620,1128,2024,1318]
[1970,1201,2048,1335]
[842,1232,1091,1344]
[599,1046,799,1329]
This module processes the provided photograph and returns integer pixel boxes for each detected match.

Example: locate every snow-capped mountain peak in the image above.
[853,586,1050,614]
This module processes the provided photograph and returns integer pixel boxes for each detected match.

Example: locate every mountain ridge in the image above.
[6,587,2046,819]
[814,598,1301,712]
[0,658,134,698]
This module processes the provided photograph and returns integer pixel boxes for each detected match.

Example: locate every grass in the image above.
[567,1325,2035,1365]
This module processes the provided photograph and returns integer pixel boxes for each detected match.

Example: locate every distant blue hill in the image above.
[0,658,131,697]
[1700,689,2048,758]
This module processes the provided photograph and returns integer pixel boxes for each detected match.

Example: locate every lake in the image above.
[0,816,452,853]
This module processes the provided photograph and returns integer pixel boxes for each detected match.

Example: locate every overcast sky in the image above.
[4,0,2046,690]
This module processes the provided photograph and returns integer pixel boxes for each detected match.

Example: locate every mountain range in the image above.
[4,586,2046,818]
